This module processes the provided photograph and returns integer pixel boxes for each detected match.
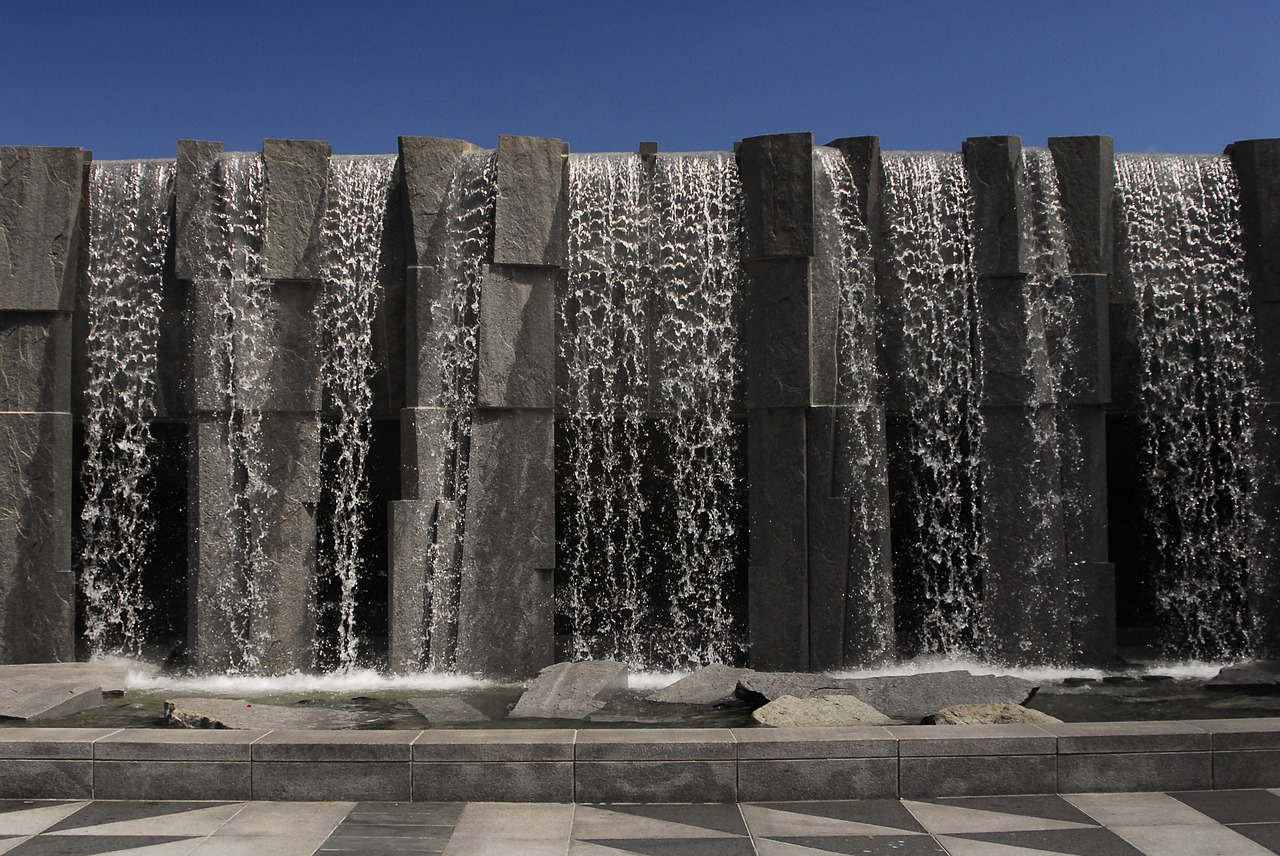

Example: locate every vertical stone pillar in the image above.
[964,135,1069,664]
[1049,136,1116,665]
[390,136,478,672]
[452,134,562,676]
[0,146,87,663]
[1228,138,1280,657]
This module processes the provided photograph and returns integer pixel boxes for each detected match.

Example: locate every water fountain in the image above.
[0,132,1277,676]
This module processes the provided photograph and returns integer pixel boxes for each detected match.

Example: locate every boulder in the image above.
[735,672,844,705]
[408,697,487,724]
[0,661,146,720]
[650,664,752,705]
[922,703,1062,725]
[164,698,360,729]
[509,660,628,720]
[1207,661,1280,687]
[752,694,895,727]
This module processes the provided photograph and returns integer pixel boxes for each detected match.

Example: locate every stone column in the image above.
[452,134,562,677]
[0,146,87,663]
[1049,136,1116,666]
[1228,138,1280,657]
[964,136,1069,664]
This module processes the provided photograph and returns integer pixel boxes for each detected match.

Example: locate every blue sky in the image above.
[2,1,1276,158]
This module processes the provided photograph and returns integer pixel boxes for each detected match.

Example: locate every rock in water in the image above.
[650,664,752,705]
[1207,661,1280,687]
[408,697,487,724]
[509,660,629,719]
[922,703,1062,725]
[164,698,361,729]
[0,662,143,720]
[752,695,896,727]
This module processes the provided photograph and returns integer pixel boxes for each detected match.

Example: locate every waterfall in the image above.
[317,154,396,670]
[559,152,744,668]
[80,160,175,657]
[1116,154,1258,660]
[814,147,894,663]
[880,152,986,656]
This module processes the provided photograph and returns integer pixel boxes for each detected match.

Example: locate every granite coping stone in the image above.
[573,728,737,760]
[1040,720,1211,754]
[1184,717,1280,750]
[252,729,418,761]
[731,726,898,759]
[887,723,1057,756]
[0,727,121,759]
[411,729,575,761]
[94,728,268,761]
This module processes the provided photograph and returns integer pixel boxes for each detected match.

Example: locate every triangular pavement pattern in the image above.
[0,837,32,856]
[747,800,926,832]
[936,836,1078,856]
[755,839,864,856]
[741,804,926,838]
[569,843,652,856]
[943,827,1146,856]
[47,803,242,837]
[573,805,742,840]
[599,804,749,836]
[904,800,1098,835]
[0,802,89,836]
[2,836,200,856]
[919,796,1099,825]
[45,802,230,834]
[763,836,949,855]
[574,839,758,856]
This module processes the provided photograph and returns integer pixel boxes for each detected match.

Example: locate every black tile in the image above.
[750,800,926,833]
[1174,790,1280,824]
[0,802,75,816]
[768,835,947,854]
[43,801,230,832]
[944,827,1145,856]
[7,835,198,855]
[317,835,448,853]
[1230,822,1280,855]
[921,794,1101,826]
[577,840,756,856]
[328,822,453,839]
[596,804,748,836]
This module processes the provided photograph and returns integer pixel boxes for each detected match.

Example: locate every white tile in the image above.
[449,802,573,840]
[185,833,329,856]
[573,805,736,840]
[0,801,89,835]
[212,801,353,838]
[445,836,569,856]
[1065,792,1221,828]
[904,800,1096,835]
[936,835,1070,855]
[741,804,925,839]
[1110,823,1277,856]
[48,803,245,837]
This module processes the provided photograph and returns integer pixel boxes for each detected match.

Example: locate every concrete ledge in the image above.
[0,720,1275,801]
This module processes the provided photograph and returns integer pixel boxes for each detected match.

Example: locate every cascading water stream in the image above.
[880,152,986,656]
[317,155,396,671]
[1115,154,1258,660]
[80,160,175,657]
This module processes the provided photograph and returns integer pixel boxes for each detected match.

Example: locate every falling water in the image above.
[880,152,986,655]
[80,160,175,656]
[814,147,894,662]
[210,153,275,673]
[318,155,396,670]
[422,151,497,669]
[1115,154,1258,660]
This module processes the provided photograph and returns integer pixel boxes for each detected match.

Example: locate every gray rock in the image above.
[1048,136,1115,277]
[476,265,555,409]
[174,140,224,280]
[736,672,839,704]
[649,664,752,705]
[509,660,628,720]
[737,132,815,260]
[0,146,88,312]
[0,312,71,412]
[263,139,331,280]
[922,703,1062,725]
[963,135,1025,277]
[408,697,487,724]
[0,662,124,720]
[164,698,360,729]
[493,135,567,268]
[752,694,895,727]
[398,137,478,266]
[1208,661,1280,687]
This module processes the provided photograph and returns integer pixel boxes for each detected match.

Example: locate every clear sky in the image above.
[2,1,1276,159]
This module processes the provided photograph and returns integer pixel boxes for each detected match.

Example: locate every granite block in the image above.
[574,760,736,803]
[1041,721,1211,754]
[252,760,412,801]
[0,728,114,759]
[889,724,1056,756]
[574,728,736,761]
[399,137,479,266]
[94,759,252,800]
[263,139,331,280]
[1057,751,1211,793]
[411,729,575,762]
[731,726,897,759]
[738,757,898,801]
[1214,749,1280,788]
[412,761,573,802]
[0,311,71,412]
[1048,135,1115,277]
[476,264,555,409]
[93,728,264,761]
[175,140,224,280]
[743,258,811,408]
[899,754,1056,798]
[0,146,87,312]
[1184,718,1280,750]
[963,135,1025,276]
[0,759,92,798]
[493,135,567,268]
[737,132,815,259]
[252,729,416,761]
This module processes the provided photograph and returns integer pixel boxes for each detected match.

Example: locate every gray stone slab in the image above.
[0,759,93,799]
[737,132,815,259]
[388,499,433,673]
[454,410,554,677]
[94,759,252,800]
[649,664,752,705]
[411,728,575,761]
[263,139,331,280]
[0,679,101,721]
[493,135,567,268]
[1048,136,1115,277]
[0,661,134,693]
[399,406,451,500]
[743,259,811,408]
[0,146,87,312]
[0,411,73,664]
[1214,749,1280,788]
[412,761,573,802]
[1207,660,1280,687]
[574,760,737,803]
[900,754,1057,798]
[476,264,554,408]
[404,265,451,409]
[252,760,411,801]
[1057,751,1212,793]
[963,135,1026,277]
[1227,138,1280,302]
[922,703,1062,725]
[510,660,628,720]
[0,727,116,759]
[1184,717,1280,750]
[399,137,479,267]
[0,311,71,412]
[175,140,224,280]
[1040,721,1210,754]
[407,697,487,724]
[165,699,360,730]
[890,724,1056,757]
[731,726,897,760]
[574,728,736,761]
[753,694,896,727]
[738,757,898,801]
[94,728,265,760]
[826,136,881,241]
[252,730,416,760]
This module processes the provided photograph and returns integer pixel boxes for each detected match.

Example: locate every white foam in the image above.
[129,667,503,694]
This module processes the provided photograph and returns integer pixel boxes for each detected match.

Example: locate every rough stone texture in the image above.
[0,679,102,721]
[1207,660,1280,687]
[509,660,628,720]
[574,760,737,803]
[1057,274,1111,405]
[174,140,223,280]
[922,703,1062,725]
[95,760,251,801]
[900,754,1056,798]
[747,407,808,670]
[977,275,1051,405]
[454,411,555,677]
[1253,404,1280,658]
[387,499,432,673]
[405,265,452,409]
[1057,751,1213,793]
[252,760,410,801]
[0,412,73,664]
[649,664,752,705]
[493,135,567,267]
[751,694,896,727]
[0,147,88,312]
[476,264,555,408]
[408,697,487,724]
[262,139,331,280]
[963,135,1026,276]
[826,136,881,241]
[1048,136,1115,277]
[413,761,573,802]
[398,137,478,267]
[738,757,898,801]
[164,698,359,729]
[0,759,93,799]
[1227,138,1280,302]
[1059,406,1110,567]
[0,312,71,411]
[743,258,811,408]
[737,132,815,259]
[0,662,136,697]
